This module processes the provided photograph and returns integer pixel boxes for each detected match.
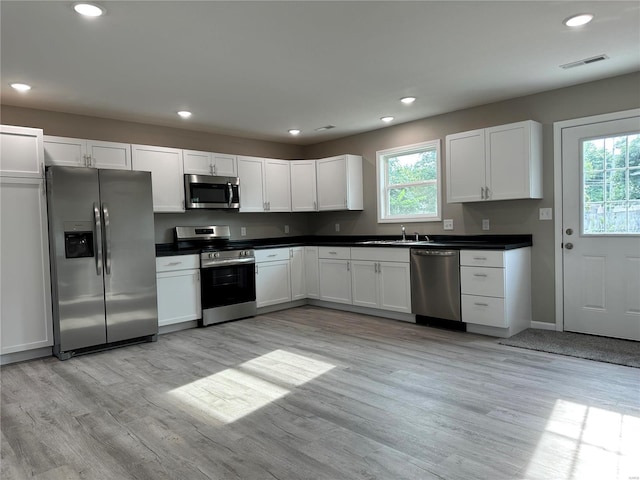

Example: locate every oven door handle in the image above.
[201,257,255,268]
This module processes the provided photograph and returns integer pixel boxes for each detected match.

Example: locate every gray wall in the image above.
[2,72,639,326]
[304,72,640,326]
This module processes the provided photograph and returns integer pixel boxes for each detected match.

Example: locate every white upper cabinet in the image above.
[316,154,363,211]
[131,144,185,212]
[290,160,318,212]
[237,156,291,212]
[183,149,237,177]
[43,136,131,170]
[1,125,44,178]
[446,120,542,203]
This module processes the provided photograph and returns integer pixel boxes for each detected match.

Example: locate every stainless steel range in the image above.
[175,226,256,326]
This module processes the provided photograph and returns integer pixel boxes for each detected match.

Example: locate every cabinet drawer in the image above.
[462,295,506,328]
[460,266,505,297]
[319,246,351,260]
[460,250,504,267]
[255,248,290,262]
[350,247,409,263]
[156,255,199,272]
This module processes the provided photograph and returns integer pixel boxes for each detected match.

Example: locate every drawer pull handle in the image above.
[473,257,487,261]
[268,254,277,257]
[473,273,488,277]
[474,302,489,307]
[329,251,337,254]
[166,262,181,266]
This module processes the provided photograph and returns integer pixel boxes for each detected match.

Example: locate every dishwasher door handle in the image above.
[412,250,457,257]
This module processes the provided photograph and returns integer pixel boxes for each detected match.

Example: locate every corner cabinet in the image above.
[132,144,185,212]
[44,136,132,170]
[290,160,318,212]
[316,154,363,211]
[446,120,542,203]
[0,125,54,361]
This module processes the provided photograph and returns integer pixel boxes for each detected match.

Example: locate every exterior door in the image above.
[561,112,640,340]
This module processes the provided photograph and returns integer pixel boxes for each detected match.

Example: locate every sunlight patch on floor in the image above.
[524,399,640,480]
[168,349,335,423]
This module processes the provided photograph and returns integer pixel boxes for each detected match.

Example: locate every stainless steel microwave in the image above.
[184,174,240,210]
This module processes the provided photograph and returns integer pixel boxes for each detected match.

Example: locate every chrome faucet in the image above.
[401,225,406,241]
[424,235,431,242]
[414,232,419,241]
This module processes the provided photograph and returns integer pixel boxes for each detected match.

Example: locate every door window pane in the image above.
[582,132,640,234]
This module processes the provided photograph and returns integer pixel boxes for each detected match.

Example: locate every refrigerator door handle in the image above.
[102,203,112,275]
[93,203,103,276]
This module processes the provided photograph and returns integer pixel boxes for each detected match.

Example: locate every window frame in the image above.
[376,139,442,224]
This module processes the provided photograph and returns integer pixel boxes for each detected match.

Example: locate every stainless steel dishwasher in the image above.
[410,249,461,321]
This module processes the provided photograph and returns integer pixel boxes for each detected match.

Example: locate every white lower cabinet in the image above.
[304,246,320,299]
[256,248,291,307]
[290,247,306,301]
[351,248,411,314]
[318,247,352,304]
[460,248,531,336]
[156,255,201,327]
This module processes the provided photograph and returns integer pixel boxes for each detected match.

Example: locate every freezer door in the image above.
[46,167,107,351]
[98,170,158,342]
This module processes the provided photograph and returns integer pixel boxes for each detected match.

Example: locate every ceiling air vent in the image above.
[315,125,336,131]
[560,54,609,69]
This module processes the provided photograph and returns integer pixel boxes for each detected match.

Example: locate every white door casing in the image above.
[555,109,640,341]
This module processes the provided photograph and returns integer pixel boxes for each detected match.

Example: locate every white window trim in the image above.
[376,139,442,224]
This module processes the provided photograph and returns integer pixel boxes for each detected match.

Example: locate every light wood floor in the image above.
[2,306,639,480]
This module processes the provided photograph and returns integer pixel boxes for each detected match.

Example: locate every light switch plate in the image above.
[443,219,454,230]
[335,223,340,232]
[284,224,289,234]
[482,219,490,230]
[539,208,553,220]
[240,226,246,236]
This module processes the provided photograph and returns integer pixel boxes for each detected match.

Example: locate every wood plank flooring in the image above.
[2,306,639,480]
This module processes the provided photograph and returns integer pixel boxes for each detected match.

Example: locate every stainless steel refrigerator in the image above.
[46,166,158,359]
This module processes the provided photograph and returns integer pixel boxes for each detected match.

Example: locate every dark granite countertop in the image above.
[156,234,532,257]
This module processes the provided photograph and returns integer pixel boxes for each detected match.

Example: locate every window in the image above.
[376,140,441,223]
[582,132,640,234]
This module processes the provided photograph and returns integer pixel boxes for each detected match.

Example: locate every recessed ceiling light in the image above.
[10,83,32,92]
[177,111,192,119]
[73,3,105,17]
[400,97,416,105]
[288,129,301,135]
[381,116,394,123]
[563,13,594,27]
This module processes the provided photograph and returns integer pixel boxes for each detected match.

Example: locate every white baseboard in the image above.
[530,321,557,331]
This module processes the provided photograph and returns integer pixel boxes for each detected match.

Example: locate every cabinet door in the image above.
[256,260,291,307]
[43,135,87,168]
[264,158,291,212]
[183,150,213,175]
[446,129,485,203]
[319,259,351,304]
[1,177,53,354]
[317,156,347,210]
[304,247,320,299]
[486,121,542,200]
[132,145,185,212]
[87,140,131,170]
[1,126,44,178]
[156,270,201,326]
[378,262,412,313]
[351,261,378,308]
[212,153,237,177]
[290,247,306,301]
[237,156,265,212]
[290,160,317,211]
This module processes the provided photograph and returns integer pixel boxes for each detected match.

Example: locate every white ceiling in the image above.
[1,1,639,145]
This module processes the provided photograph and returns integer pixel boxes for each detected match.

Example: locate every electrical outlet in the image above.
[240,226,246,236]
[539,208,553,220]
[443,219,454,230]
[335,223,340,232]
[482,219,490,231]
[284,225,289,234]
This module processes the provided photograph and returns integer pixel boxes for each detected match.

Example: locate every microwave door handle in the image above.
[228,182,233,207]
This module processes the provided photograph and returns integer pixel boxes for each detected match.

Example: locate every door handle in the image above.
[93,203,103,276]
[566,228,574,235]
[565,242,574,250]
[102,203,111,275]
